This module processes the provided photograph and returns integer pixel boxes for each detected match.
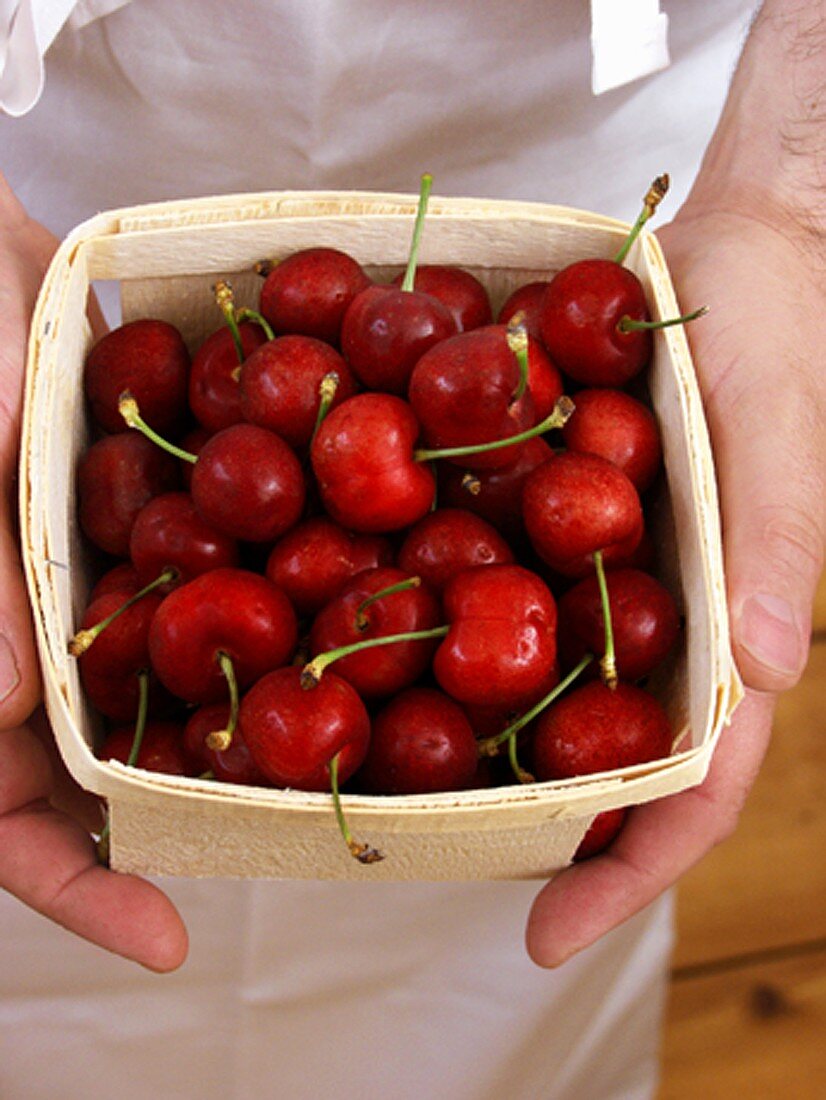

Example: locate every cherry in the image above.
[84,318,190,435]
[397,507,514,593]
[80,665,173,722]
[561,387,662,493]
[189,319,268,432]
[77,431,180,557]
[390,264,493,332]
[265,516,393,617]
[258,246,372,345]
[532,680,673,779]
[69,584,165,676]
[558,567,681,683]
[89,562,140,601]
[183,704,267,785]
[99,720,192,776]
[148,567,297,704]
[358,687,479,794]
[573,809,628,860]
[311,392,435,532]
[496,281,550,341]
[129,491,239,588]
[240,334,356,449]
[309,566,442,698]
[522,451,643,578]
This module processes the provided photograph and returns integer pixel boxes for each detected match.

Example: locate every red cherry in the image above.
[561,388,662,493]
[80,667,173,722]
[240,666,370,791]
[532,680,673,780]
[266,517,393,617]
[183,704,267,785]
[190,423,305,543]
[390,264,493,332]
[178,425,212,489]
[189,320,268,432]
[311,393,435,533]
[99,720,192,775]
[258,247,371,345]
[496,280,550,341]
[84,318,190,435]
[397,507,514,593]
[148,568,297,703]
[358,688,479,794]
[129,491,239,588]
[89,562,140,601]
[73,586,164,680]
[573,808,628,860]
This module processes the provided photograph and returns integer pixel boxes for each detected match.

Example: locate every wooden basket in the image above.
[19,190,743,881]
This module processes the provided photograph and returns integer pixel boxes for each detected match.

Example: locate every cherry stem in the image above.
[461,471,482,496]
[506,314,530,405]
[476,653,594,758]
[593,550,618,690]
[97,669,149,865]
[617,305,709,333]
[213,280,245,363]
[301,625,450,688]
[355,576,422,632]
[68,568,178,656]
[414,394,575,464]
[236,306,276,342]
[329,753,384,864]
[508,729,535,785]
[119,392,197,464]
[310,371,341,445]
[206,652,240,751]
[400,173,433,293]
[613,174,670,266]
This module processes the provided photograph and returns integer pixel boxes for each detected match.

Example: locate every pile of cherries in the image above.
[71,175,701,864]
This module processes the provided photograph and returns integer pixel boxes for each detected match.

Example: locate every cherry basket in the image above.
[20,190,742,880]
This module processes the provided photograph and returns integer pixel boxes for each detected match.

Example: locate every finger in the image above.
[525,690,773,967]
[0,724,189,971]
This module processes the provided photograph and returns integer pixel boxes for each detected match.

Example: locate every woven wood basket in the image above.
[20,190,743,881]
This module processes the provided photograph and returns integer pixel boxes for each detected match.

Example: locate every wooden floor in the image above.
[659,573,826,1098]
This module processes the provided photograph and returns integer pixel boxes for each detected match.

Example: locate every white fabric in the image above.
[0,2,757,1098]
[591,0,670,94]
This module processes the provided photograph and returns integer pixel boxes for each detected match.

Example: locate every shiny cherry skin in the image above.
[390,265,492,332]
[84,318,190,435]
[573,809,628,860]
[496,280,550,341]
[309,566,442,699]
[561,388,662,493]
[183,704,268,785]
[538,259,652,387]
[75,586,163,681]
[358,688,479,794]
[190,423,305,543]
[189,320,268,432]
[522,451,643,577]
[433,564,557,708]
[259,247,372,345]
[240,666,370,791]
[99,720,192,775]
[129,491,239,589]
[240,335,356,450]
[148,567,298,703]
[311,393,435,533]
[266,516,393,617]
[397,507,514,593]
[88,562,140,601]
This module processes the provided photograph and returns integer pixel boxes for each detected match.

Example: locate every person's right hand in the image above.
[0,171,188,971]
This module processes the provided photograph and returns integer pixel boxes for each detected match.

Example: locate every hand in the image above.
[525,208,824,967]
[0,172,188,971]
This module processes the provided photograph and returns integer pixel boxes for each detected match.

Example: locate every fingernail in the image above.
[738,593,805,677]
[0,633,21,703]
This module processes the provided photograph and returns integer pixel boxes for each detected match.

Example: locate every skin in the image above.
[0,0,823,974]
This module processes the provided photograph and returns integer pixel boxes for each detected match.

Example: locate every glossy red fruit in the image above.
[390,265,493,332]
[89,562,140,601]
[309,566,442,699]
[538,260,652,387]
[523,334,565,424]
[74,587,164,681]
[240,666,371,791]
[190,423,305,542]
[240,335,356,449]
[77,432,180,556]
[84,318,190,435]
[561,388,662,493]
[522,451,643,577]
[573,808,628,860]
[532,680,673,779]
[311,393,435,533]
[148,568,297,703]
[189,320,268,432]
[397,507,514,593]
[408,326,535,469]
[129,491,239,588]
[183,704,267,785]
[99,720,192,775]
[80,667,173,722]
[434,564,557,708]
[259,247,372,345]
[358,688,479,794]
[497,280,550,341]
[558,568,680,682]
[266,516,393,617]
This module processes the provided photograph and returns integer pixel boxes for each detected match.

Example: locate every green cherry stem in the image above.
[310,371,341,446]
[613,174,670,266]
[400,173,434,293]
[329,752,384,864]
[301,625,450,689]
[355,576,422,632]
[205,652,240,751]
[506,315,530,405]
[617,305,709,333]
[235,306,276,342]
[212,280,245,363]
[68,568,179,656]
[119,392,198,464]
[414,394,575,464]
[593,550,617,690]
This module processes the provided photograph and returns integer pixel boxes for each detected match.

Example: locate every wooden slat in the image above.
[660,947,826,1099]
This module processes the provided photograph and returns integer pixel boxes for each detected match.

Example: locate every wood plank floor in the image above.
[659,573,826,1097]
